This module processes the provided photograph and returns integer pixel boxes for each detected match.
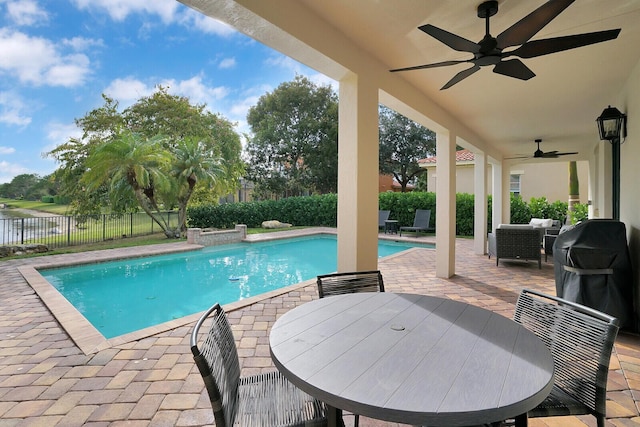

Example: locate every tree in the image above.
[246,75,338,198]
[47,87,244,237]
[378,106,436,192]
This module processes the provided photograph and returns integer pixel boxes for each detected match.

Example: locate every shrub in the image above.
[187,191,569,237]
[569,203,588,224]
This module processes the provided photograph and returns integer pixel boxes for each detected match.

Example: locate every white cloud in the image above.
[0,161,28,183]
[0,91,31,126]
[103,75,229,110]
[0,29,92,87]
[160,75,229,106]
[219,57,236,69]
[6,0,49,26]
[70,0,179,24]
[265,54,305,74]
[182,9,237,37]
[103,77,154,104]
[44,121,82,153]
[62,36,104,51]
[0,146,16,154]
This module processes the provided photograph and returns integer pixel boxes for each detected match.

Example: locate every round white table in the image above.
[270,292,554,426]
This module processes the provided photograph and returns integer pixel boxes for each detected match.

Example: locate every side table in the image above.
[384,220,398,234]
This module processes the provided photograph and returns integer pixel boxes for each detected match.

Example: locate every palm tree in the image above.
[82,131,177,237]
[170,137,224,234]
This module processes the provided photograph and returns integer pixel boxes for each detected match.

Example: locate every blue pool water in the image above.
[41,235,432,338]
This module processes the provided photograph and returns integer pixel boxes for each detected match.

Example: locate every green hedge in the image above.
[187,194,338,229]
[187,192,569,236]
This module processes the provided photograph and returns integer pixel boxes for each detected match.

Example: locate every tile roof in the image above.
[419,149,475,165]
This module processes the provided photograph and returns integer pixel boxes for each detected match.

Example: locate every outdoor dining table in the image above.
[269,292,554,427]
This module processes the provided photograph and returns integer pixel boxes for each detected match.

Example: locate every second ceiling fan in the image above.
[390,0,621,89]
[508,139,578,160]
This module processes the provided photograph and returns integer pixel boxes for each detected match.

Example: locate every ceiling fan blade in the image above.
[493,59,535,80]
[496,0,574,49]
[555,152,579,156]
[509,29,621,59]
[419,24,480,53]
[441,65,480,90]
[390,59,469,73]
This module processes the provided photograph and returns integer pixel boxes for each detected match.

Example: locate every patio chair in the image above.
[487,225,542,268]
[316,270,384,426]
[317,270,385,298]
[510,289,620,427]
[378,210,391,230]
[399,209,433,237]
[190,303,328,427]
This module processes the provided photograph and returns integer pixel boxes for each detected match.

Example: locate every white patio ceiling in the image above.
[180,0,640,163]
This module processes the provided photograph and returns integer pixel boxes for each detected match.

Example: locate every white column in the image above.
[501,164,511,224]
[491,162,503,229]
[337,73,379,272]
[435,131,456,278]
[473,151,487,254]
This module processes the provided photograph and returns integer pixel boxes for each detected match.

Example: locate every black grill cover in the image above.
[553,219,637,331]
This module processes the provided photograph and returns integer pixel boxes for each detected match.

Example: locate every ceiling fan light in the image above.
[596,105,626,141]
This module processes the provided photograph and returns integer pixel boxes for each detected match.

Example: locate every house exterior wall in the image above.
[425,161,589,204]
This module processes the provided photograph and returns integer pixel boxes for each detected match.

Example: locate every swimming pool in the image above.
[41,235,432,338]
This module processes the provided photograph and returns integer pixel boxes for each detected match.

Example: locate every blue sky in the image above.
[0,0,335,184]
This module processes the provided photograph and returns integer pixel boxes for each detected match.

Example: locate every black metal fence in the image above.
[0,211,179,249]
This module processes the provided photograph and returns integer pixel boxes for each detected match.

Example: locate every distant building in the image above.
[379,174,414,192]
[418,149,589,203]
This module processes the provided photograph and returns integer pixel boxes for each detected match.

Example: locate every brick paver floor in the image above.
[1,229,639,426]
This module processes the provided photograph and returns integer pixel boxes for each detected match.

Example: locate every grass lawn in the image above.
[1,197,314,259]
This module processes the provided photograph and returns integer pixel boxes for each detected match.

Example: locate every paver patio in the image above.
[1,229,639,426]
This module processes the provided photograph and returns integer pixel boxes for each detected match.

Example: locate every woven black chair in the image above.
[317,270,384,299]
[511,289,620,427]
[487,227,542,268]
[316,270,384,427]
[190,303,328,427]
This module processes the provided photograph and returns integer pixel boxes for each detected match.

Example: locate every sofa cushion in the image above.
[497,224,534,230]
[529,218,554,228]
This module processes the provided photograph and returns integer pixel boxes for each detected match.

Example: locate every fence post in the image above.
[130,213,133,237]
[20,218,25,244]
[67,216,71,246]
[103,214,106,241]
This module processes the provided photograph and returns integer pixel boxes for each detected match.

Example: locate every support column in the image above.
[473,151,487,254]
[435,131,456,278]
[501,164,511,224]
[491,162,503,230]
[337,73,379,272]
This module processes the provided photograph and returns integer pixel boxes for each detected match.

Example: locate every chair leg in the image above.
[514,413,528,427]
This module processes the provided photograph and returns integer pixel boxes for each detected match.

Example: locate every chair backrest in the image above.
[413,209,431,228]
[513,289,620,416]
[378,210,391,227]
[190,303,240,427]
[317,270,384,298]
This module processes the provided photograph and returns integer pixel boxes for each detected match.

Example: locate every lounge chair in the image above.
[378,210,391,230]
[399,209,432,236]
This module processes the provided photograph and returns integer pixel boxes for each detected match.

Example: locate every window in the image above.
[510,174,521,195]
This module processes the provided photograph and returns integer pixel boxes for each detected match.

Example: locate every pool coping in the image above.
[18,227,434,354]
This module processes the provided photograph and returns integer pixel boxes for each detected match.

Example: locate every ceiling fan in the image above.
[390,0,621,90]
[507,139,578,160]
